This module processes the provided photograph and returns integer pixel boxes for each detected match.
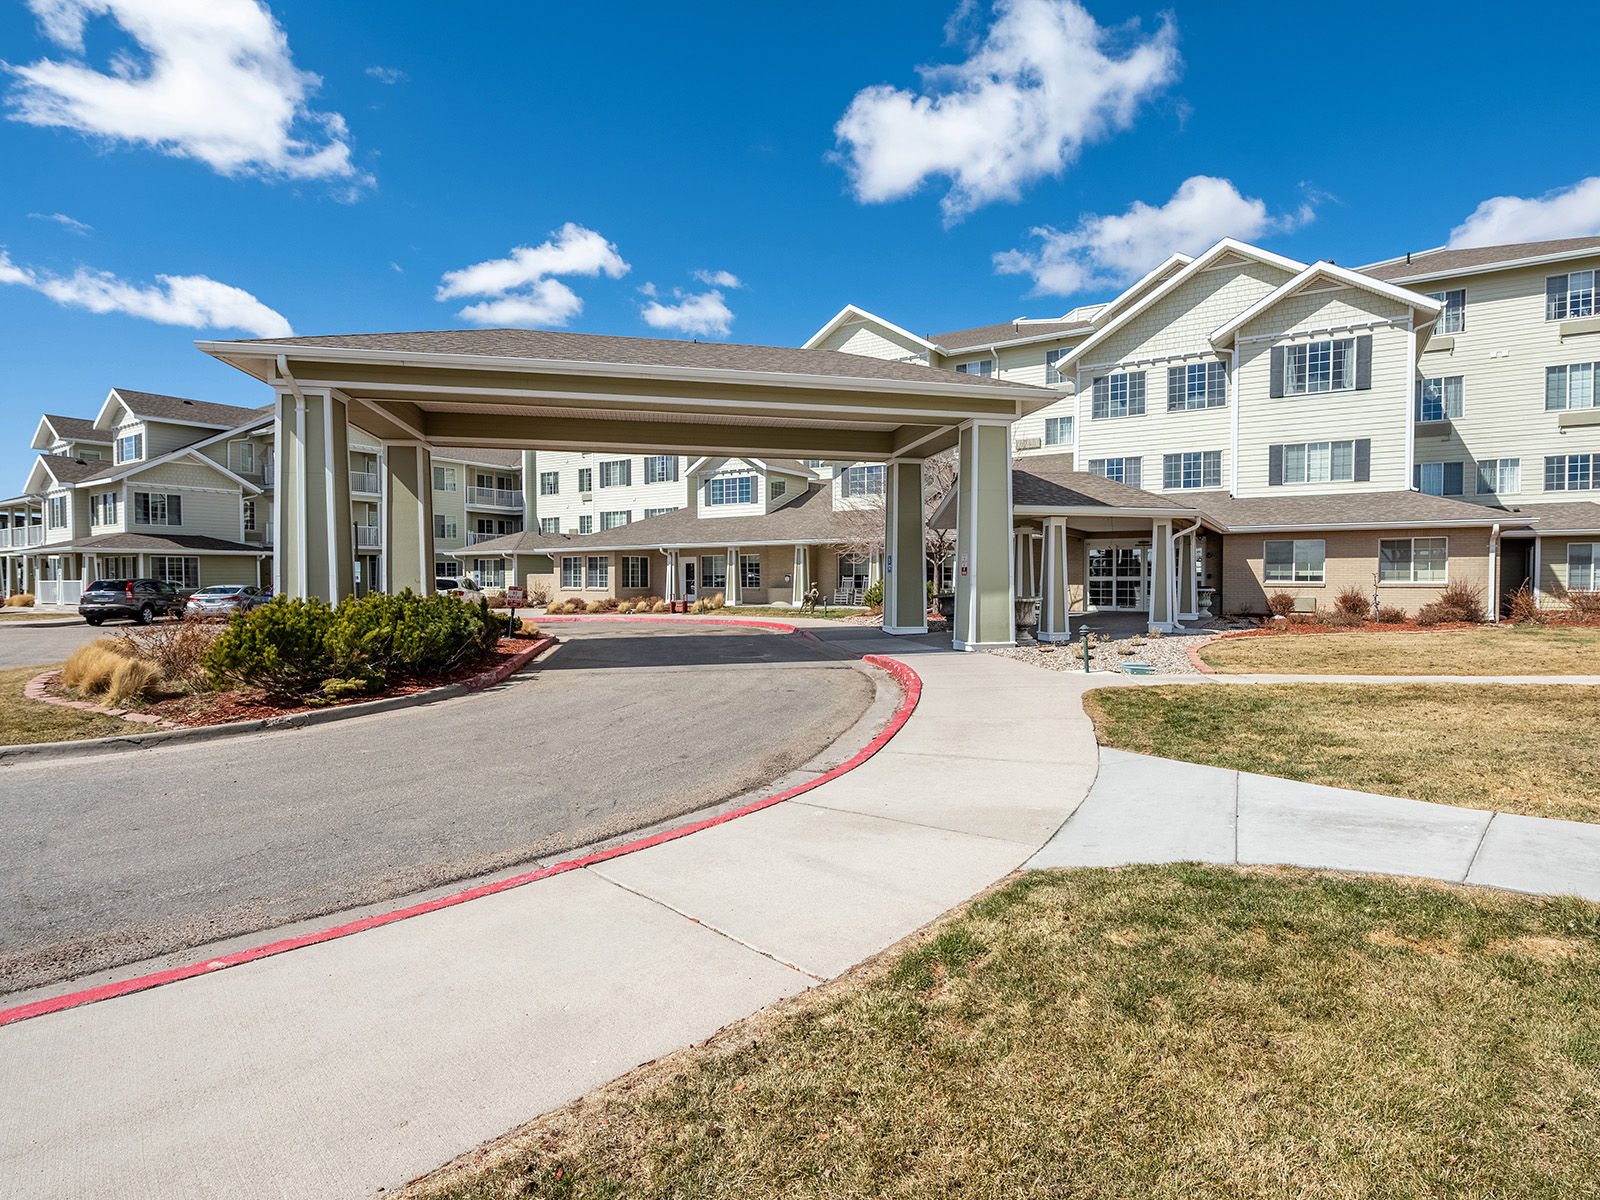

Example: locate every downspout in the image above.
[1172,516,1203,623]
[1227,348,1240,495]
[1488,523,1501,622]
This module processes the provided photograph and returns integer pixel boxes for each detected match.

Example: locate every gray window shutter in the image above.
[1443,461,1463,495]
[1268,445,1284,486]
[1269,346,1285,398]
[1413,465,1422,491]
[1167,366,1185,411]
[1353,439,1371,482]
[1163,454,1180,489]
[168,494,181,526]
[1547,275,1566,321]
[1354,335,1373,390]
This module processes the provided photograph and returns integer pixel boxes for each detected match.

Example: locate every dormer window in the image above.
[841,464,886,498]
[706,475,755,505]
[115,432,144,463]
[955,360,993,377]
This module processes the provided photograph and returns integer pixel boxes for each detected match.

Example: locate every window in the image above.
[578,514,593,534]
[1568,543,1598,591]
[739,554,761,588]
[1284,338,1355,394]
[115,431,143,463]
[1427,289,1466,334]
[436,561,459,579]
[47,495,67,527]
[560,556,583,588]
[644,507,678,518]
[1045,348,1070,386]
[955,359,993,376]
[1380,537,1448,584]
[151,556,199,590]
[432,465,457,492]
[1166,361,1227,411]
[599,459,631,487]
[1044,415,1073,446]
[433,514,457,539]
[707,475,755,505]
[1272,440,1362,485]
[621,556,650,589]
[89,494,100,525]
[539,517,560,534]
[577,467,593,493]
[1162,451,1222,490]
[1091,371,1146,419]
[1477,459,1521,495]
[1416,376,1464,422]
[838,554,871,590]
[1547,271,1595,320]
[1263,539,1326,584]
[644,456,679,484]
[801,459,828,469]
[243,500,256,531]
[600,510,630,530]
[841,464,886,498]
[1414,461,1465,496]
[1545,362,1597,410]
[699,554,727,588]
[770,479,787,499]
[236,441,256,474]
[585,556,608,589]
[539,471,559,496]
[133,492,182,526]
[1545,454,1597,491]
[1087,457,1142,487]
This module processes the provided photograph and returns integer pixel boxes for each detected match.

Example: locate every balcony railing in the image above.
[351,471,380,494]
[465,486,522,509]
[466,530,511,545]
[0,526,46,548]
[355,526,382,549]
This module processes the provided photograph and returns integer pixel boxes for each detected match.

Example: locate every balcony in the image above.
[0,526,46,549]
[466,530,512,545]
[351,471,380,495]
[465,486,522,510]
[355,525,382,550]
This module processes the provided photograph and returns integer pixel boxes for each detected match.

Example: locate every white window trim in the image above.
[1262,538,1326,585]
[1378,536,1450,585]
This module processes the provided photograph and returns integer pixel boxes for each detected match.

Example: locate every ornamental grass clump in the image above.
[4,592,34,607]
[60,638,159,703]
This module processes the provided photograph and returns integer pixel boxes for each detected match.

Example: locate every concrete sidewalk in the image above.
[0,627,1100,1200]
[1031,747,1600,901]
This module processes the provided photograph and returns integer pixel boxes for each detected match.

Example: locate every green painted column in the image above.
[383,441,434,596]
[275,391,354,601]
[1039,518,1072,642]
[1178,532,1196,619]
[1149,519,1173,631]
[953,423,1015,651]
[883,459,927,635]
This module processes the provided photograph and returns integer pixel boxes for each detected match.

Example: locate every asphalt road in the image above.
[0,621,102,670]
[0,621,877,994]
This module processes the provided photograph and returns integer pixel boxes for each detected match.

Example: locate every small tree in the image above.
[832,452,958,596]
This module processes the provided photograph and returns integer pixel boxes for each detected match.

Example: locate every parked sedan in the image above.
[184,585,268,620]
[79,579,187,625]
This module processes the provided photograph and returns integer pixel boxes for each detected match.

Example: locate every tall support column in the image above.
[521,450,538,531]
[791,544,810,606]
[276,390,354,601]
[725,546,741,605]
[382,441,434,597]
[1178,533,1197,619]
[1149,518,1175,631]
[953,422,1016,651]
[883,458,927,635]
[664,550,679,603]
[1039,518,1072,642]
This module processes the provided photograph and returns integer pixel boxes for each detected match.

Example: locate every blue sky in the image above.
[3,0,1599,484]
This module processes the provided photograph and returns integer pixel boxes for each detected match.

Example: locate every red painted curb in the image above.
[0,650,920,1029]
[1185,637,1218,674]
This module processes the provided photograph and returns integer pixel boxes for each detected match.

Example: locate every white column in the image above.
[664,550,678,603]
[1178,533,1197,619]
[1039,518,1073,642]
[791,544,810,606]
[1149,518,1176,632]
[725,546,740,605]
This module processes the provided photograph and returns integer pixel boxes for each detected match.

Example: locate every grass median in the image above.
[1085,683,1600,822]
[401,863,1600,1200]
[1198,625,1600,675]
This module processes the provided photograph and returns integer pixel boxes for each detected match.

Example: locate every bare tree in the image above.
[833,452,959,592]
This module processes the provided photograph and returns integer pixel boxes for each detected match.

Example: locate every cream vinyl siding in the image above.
[1409,256,1600,505]
[997,336,1088,457]
[432,467,467,551]
[137,419,209,458]
[815,322,929,363]
[1076,370,1231,491]
[530,450,690,533]
[1092,259,1293,365]
[126,463,246,538]
[696,459,767,520]
[1233,287,1414,497]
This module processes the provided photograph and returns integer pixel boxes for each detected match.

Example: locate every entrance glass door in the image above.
[1086,541,1151,611]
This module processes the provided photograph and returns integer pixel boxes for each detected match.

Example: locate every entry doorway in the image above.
[1499,538,1533,619]
[681,559,698,602]
[1085,539,1153,611]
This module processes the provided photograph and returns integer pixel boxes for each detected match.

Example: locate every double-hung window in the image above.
[1380,537,1448,584]
[134,491,181,526]
[1162,451,1222,490]
[115,431,143,464]
[707,475,755,505]
[1045,348,1070,385]
[560,556,583,588]
[621,556,650,589]
[1545,454,1597,491]
[841,464,886,498]
[578,515,593,534]
[955,359,993,377]
[151,556,199,590]
[1087,457,1141,487]
[539,517,560,534]
[739,554,761,588]
[47,495,67,527]
[1414,461,1465,496]
[600,510,630,530]
[577,467,593,493]
[1166,361,1227,411]
[1091,371,1145,419]
[1263,539,1325,584]
[1272,440,1362,485]
[242,500,256,531]
[1284,339,1355,394]
[433,514,457,539]
[538,471,559,496]
[1416,376,1464,422]
[585,556,609,589]
[598,459,631,488]
[644,507,678,518]
[1427,289,1466,334]
[1477,458,1521,495]
[1044,415,1073,446]
[432,465,457,492]
[644,455,679,484]
[1568,543,1599,591]
[1545,362,1597,410]
[699,554,727,589]
[1547,271,1596,320]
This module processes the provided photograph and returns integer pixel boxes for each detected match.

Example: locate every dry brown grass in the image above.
[1085,683,1600,823]
[3,592,35,607]
[397,865,1600,1200]
[58,620,219,704]
[0,664,129,745]
[1200,625,1600,675]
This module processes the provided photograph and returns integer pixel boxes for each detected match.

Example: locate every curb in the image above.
[1185,636,1218,674]
[0,617,82,628]
[533,612,824,643]
[0,651,921,1028]
[0,637,558,765]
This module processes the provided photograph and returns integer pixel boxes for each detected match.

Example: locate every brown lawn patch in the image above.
[1199,624,1600,675]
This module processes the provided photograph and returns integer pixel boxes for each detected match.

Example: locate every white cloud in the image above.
[364,65,406,85]
[1448,177,1600,249]
[0,249,291,335]
[692,268,742,288]
[28,210,91,234]
[640,288,735,337]
[833,0,1180,222]
[5,0,366,186]
[994,175,1313,295]
[437,223,628,327]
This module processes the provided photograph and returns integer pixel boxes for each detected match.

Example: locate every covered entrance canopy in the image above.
[199,328,1063,645]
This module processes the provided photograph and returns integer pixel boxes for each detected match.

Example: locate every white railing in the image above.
[35,580,83,605]
[5,526,46,548]
[466,530,508,545]
[465,486,522,509]
[350,471,380,494]
[355,526,382,549]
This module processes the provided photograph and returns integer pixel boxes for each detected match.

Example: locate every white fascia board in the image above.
[23,458,62,494]
[939,327,1094,353]
[1014,504,1204,520]
[1090,253,1196,326]
[1218,516,1535,533]
[1209,262,1444,349]
[1367,244,1600,285]
[93,389,133,432]
[801,304,937,353]
[30,416,59,451]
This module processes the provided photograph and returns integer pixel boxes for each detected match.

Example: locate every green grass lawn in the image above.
[400,864,1600,1200]
[1199,624,1600,675]
[0,664,131,746]
[1086,683,1600,823]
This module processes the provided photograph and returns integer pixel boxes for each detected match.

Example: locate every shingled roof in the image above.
[1186,490,1530,530]
[1012,455,1184,510]
[111,388,272,429]
[1361,237,1600,282]
[1487,500,1600,534]
[40,414,109,443]
[929,319,1095,353]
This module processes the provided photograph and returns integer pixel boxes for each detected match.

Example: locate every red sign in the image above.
[506,585,525,606]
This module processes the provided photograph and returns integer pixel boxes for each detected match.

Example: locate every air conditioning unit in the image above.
[1293,595,1317,612]
[579,492,593,502]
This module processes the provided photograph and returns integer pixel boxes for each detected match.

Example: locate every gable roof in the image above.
[802,304,936,354]
[1209,261,1444,349]
[687,456,818,480]
[927,319,1096,354]
[1011,455,1194,512]
[94,387,271,432]
[1487,500,1600,534]
[1360,236,1600,284]
[1088,252,1195,328]
[1186,490,1532,531]
[33,414,110,450]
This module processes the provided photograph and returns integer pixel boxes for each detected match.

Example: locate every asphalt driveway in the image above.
[0,621,877,993]
[0,621,102,670]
